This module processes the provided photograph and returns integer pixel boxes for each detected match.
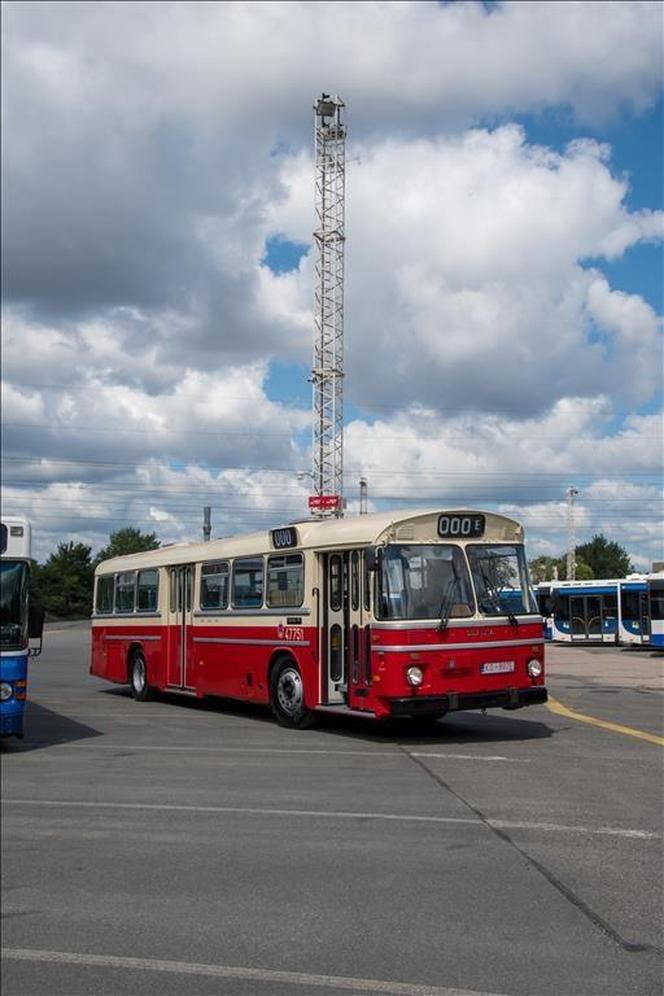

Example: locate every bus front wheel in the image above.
[270,658,315,729]
[130,650,152,702]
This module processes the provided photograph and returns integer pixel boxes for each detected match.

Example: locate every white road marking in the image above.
[489,819,657,840]
[13,743,523,762]
[410,752,517,762]
[2,947,506,996]
[3,798,658,839]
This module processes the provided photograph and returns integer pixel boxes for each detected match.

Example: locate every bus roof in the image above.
[95,508,524,575]
[538,574,651,591]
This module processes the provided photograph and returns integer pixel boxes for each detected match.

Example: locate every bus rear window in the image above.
[96,576,114,614]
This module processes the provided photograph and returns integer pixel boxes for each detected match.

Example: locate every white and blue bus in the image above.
[647,575,664,650]
[1,517,45,738]
[537,576,650,645]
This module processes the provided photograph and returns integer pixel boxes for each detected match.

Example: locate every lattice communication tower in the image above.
[310,94,346,516]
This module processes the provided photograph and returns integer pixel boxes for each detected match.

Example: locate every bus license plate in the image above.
[480,661,515,674]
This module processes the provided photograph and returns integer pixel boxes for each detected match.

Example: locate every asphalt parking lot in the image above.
[2,624,662,996]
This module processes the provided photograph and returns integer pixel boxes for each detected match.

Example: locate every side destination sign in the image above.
[438,514,485,539]
[271,526,299,550]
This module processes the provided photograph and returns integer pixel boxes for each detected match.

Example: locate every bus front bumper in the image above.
[389,686,548,717]
[0,708,25,738]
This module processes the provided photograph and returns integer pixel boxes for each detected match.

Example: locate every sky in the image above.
[1,0,663,569]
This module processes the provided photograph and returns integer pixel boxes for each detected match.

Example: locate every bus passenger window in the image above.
[95,576,114,614]
[351,552,360,611]
[363,555,371,612]
[330,624,342,681]
[201,562,229,610]
[351,624,359,683]
[267,554,304,608]
[232,558,264,609]
[137,569,159,612]
[185,567,192,612]
[115,572,136,613]
[330,555,342,612]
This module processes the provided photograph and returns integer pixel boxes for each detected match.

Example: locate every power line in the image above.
[2,455,661,479]
[4,378,661,419]
[4,420,661,443]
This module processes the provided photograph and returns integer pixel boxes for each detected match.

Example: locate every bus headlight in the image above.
[406,666,424,687]
[527,659,543,678]
[0,682,14,701]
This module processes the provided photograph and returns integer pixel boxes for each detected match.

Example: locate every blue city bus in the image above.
[1,517,44,739]
[536,576,650,645]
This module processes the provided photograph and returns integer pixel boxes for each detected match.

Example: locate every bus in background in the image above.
[1,517,45,739]
[535,584,553,641]
[647,574,664,650]
[537,576,650,645]
[619,576,651,646]
[90,508,546,728]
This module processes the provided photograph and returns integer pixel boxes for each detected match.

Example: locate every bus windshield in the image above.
[376,544,474,620]
[0,561,29,650]
[467,544,537,617]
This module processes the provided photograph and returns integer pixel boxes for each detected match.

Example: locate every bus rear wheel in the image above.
[130,650,152,702]
[270,658,315,729]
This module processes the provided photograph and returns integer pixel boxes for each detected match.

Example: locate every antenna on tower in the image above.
[566,486,579,580]
[309,94,346,518]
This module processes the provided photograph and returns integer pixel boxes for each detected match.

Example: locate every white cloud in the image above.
[1,1,662,568]
[266,127,662,410]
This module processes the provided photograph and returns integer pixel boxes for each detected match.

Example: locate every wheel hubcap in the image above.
[277,667,303,717]
[133,659,146,692]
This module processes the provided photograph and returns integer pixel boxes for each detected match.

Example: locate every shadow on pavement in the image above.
[0,702,103,754]
[96,685,554,744]
[316,710,554,745]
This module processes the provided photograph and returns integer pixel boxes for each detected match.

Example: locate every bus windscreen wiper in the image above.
[438,577,458,632]
[481,571,518,627]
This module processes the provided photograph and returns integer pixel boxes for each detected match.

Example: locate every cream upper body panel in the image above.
[94,509,524,577]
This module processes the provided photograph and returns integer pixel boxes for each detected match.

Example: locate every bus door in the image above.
[571,595,603,641]
[324,552,346,704]
[347,550,370,707]
[167,565,195,689]
[322,550,366,706]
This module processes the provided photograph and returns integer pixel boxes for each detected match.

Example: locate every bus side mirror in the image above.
[365,547,382,572]
[29,604,45,640]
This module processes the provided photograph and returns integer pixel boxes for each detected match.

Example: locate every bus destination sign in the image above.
[438,514,485,539]
[270,526,299,550]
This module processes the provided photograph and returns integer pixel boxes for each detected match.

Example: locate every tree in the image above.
[529,556,560,583]
[32,542,94,619]
[528,556,594,582]
[575,534,632,579]
[571,559,594,581]
[94,527,160,565]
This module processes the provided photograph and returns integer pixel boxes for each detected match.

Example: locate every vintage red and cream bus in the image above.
[90,509,546,728]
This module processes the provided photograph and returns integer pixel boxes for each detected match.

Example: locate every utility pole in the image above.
[203,506,211,542]
[566,487,579,580]
[309,94,346,518]
[359,477,368,515]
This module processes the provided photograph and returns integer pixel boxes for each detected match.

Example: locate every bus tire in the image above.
[270,658,315,730]
[129,650,152,702]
